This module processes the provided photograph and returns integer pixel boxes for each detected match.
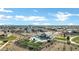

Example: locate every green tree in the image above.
[66,36,71,45]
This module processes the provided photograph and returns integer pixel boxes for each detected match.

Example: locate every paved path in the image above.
[0,33,25,51]
[1,33,30,51]
[0,41,9,50]
[70,36,79,45]
[55,36,79,45]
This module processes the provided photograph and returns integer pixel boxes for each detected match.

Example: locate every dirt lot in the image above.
[41,41,79,51]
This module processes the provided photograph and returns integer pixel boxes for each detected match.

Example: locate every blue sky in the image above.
[0,8,79,25]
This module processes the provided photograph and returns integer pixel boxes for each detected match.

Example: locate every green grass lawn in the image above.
[16,39,43,50]
[0,41,3,45]
[0,35,16,45]
[0,37,7,45]
[55,36,66,41]
[72,37,79,43]
[7,35,16,40]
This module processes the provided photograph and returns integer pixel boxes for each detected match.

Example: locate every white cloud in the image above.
[0,8,13,12]
[0,15,13,20]
[28,16,47,21]
[33,22,51,25]
[69,23,74,25]
[54,12,72,22]
[0,15,47,21]
[33,22,40,25]
[42,23,51,25]
[15,16,25,19]
[68,23,78,25]
[15,16,47,21]
[6,16,13,18]
[0,23,5,25]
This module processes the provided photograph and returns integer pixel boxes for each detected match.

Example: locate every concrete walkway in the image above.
[0,33,21,50]
[0,41,9,50]
[55,36,79,45]
[70,36,79,45]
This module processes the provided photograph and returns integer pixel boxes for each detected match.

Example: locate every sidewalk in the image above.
[0,41,9,50]
[70,36,79,45]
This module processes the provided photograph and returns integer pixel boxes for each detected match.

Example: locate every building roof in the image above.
[30,33,53,42]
